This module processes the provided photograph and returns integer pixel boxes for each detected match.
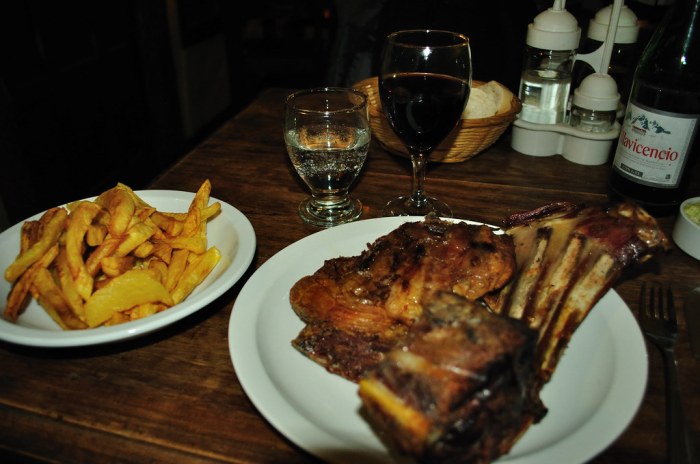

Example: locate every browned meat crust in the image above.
[486,201,670,384]
[288,202,668,464]
[358,292,546,464]
[290,217,516,382]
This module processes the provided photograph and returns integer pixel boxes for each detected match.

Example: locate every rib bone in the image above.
[485,201,669,384]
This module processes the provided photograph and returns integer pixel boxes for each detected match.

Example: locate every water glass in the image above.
[284,87,370,227]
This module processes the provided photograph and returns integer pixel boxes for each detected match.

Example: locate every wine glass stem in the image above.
[410,153,428,206]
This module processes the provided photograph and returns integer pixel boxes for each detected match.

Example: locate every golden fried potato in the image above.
[147,258,169,284]
[2,179,222,330]
[165,249,189,291]
[31,267,87,330]
[113,222,157,257]
[84,269,174,327]
[4,244,59,321]
[85,237,121,276]
[85,223,108,247]
[94,186,136,237]
[171,246,221,304]
[55,248,86,320]
[19,220,42,252]
[4,208,67,283]
[65,201,102,300]
[100,256,136,278]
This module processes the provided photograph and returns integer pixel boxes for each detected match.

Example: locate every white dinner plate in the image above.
[229,216,648,464]
[0,190,256,347]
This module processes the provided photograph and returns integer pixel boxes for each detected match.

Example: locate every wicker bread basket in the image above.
[352,76,521,163]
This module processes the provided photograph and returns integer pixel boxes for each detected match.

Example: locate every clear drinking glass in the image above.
[284,87,370,228]
[379,30,472,217]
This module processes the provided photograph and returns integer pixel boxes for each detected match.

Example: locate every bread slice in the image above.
[461,81,513,120]
[482,80,513,114]
[462,87,497,119]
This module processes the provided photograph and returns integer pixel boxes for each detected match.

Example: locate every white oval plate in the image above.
[0,190,256,347]
[229,216,647,464]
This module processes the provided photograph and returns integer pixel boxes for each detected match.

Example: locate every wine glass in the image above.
[284,87,370,228]
[379,30,472,217]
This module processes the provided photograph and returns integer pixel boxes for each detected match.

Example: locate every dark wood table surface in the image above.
[2,88,699,464]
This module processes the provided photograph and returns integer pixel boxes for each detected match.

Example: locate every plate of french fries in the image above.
[0,179,255,347]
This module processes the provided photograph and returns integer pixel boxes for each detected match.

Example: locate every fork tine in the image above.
[653,284,662,319]
[639,282,648,317]
[648,282,660,319]
[666,286,676,325]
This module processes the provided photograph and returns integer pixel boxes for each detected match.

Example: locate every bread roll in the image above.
[462,87,497,119]
[461,81,514,120]
[482,81,513,114]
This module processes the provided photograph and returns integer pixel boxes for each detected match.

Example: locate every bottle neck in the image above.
[661,0,700,26]
[636,0,700,76]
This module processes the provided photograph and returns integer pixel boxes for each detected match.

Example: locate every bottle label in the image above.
[612,101,699,189]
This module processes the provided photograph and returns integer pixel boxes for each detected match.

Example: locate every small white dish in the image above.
[0,190,256,347]
[672,197,700,260]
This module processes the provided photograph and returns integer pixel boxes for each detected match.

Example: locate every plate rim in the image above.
[0,189,256,347]
[228,215,648,464]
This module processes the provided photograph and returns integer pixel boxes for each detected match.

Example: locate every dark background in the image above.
[0,0,670,229]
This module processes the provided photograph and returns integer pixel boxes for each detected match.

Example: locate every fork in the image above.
[639,283,697,464]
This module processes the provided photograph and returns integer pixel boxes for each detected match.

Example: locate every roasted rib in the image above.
[484,201,670,384]
[358,292,546,464]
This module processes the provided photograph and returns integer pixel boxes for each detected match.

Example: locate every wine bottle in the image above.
[608,0,700,216]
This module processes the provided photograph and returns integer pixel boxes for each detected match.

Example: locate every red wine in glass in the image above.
[382,72,470,154]
[379,30,472,217]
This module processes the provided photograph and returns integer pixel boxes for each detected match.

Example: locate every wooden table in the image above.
[1,88,699,464]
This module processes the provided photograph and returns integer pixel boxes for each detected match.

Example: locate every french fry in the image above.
[2,179,223,330]
[114,182,151,209]
[125,302,165,320]
[147,258,169,284]
[100,256,136,278]
[4,207,67,283]
[55,248,86,320]
[94,187,136,237]
[156,234,207,254]
[181,180,211,237]
[165,249,189,291]
[85,237,121,276]
[84,269,175,327]
[149,242,173,264]
[132,240,154,258]
[65,201,102,301]
[4,244,59,321]
[171,246,221,304]
[150,211,183,237]
[85,223,108,247]
[20,221,42,253]
[103,311,129,326]
[156,202,220,223]
[113,222,157,257]
[31,267,88,330]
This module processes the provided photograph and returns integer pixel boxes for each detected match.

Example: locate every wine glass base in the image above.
[383,196,452,218]
[298,197,363,228]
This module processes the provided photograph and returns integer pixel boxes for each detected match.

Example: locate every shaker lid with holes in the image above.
[588,4,640,44]
[526,0,581,50]
[573,73,620,111]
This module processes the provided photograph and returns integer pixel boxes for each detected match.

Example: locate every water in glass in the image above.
[285,87,370,227]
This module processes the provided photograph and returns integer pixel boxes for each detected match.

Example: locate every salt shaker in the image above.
[569,73,620,133]
[518,0,580,124]
[576,3,640,104]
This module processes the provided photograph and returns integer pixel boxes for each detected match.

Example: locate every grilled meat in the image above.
[289,202,668,464]
[290,217,516,381]
[358,292,546,464]
[484,201,670,384]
